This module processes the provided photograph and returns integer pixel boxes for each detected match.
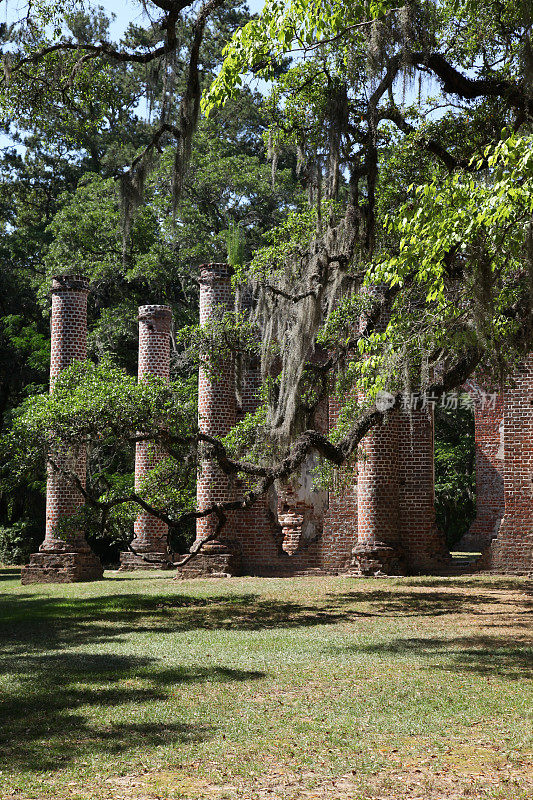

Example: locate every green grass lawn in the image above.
[0,569,531,800]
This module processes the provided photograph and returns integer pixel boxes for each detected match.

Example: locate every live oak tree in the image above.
[203,0,533,431]
[1,0,532,556]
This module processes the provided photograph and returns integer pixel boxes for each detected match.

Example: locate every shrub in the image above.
[0,521,42,565]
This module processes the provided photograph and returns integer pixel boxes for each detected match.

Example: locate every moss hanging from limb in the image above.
[251,200,359,447]
[326,80,349,199]
[117,0,225,250]
[119,156,151,265]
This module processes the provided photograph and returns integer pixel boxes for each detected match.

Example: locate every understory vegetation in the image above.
[0,572,531,799]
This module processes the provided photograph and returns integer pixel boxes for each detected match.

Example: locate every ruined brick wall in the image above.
[121,305,173,568]
[320,396,358,570]
[193,266,532,576]
[219,295,329,575]
[192,277,462,577]
[481,355,533,573]
[194,279,448,575]
[232,355,282,573]
[458,385,505,552]
[231,354,326,575]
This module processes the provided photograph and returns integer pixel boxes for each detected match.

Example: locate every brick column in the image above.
[457,387,505,552]
[348,291,404,575]
[481,355,533,573]
[120,305,173,570]
[352,411,405,574]
[177,263,241,578]
[398,409,450,572]
[21,275,103,584]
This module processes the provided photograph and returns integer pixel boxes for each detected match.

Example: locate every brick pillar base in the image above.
[479,356,533,574]
[22,551,103,584]
[120,552,174,570]
[175,540,243,579]
[22,275,103,585]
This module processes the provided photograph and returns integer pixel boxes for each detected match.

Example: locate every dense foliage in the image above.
[0,0,531,561]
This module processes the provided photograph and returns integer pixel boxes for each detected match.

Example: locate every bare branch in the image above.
[410,51,531,114]
[379,105,468,171]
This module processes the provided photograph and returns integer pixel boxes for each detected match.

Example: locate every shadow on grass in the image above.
[402,576,532,591]
[329,586,532,618]
[333,634,533,680]
[0,651,261,772]
[1,577,530,774]
[1,581,530,658]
